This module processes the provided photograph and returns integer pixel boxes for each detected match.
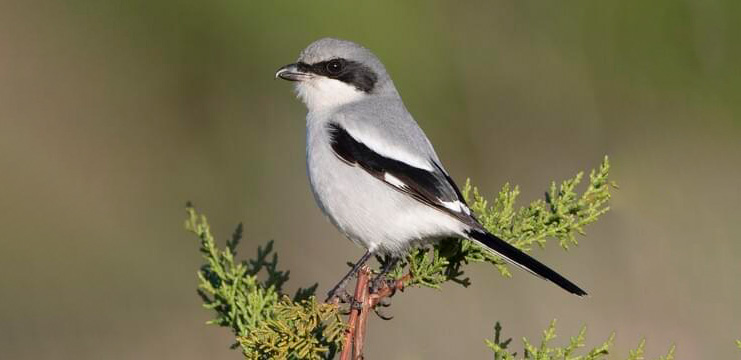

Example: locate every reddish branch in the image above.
[337,266,411,360]
[353,273,371,358]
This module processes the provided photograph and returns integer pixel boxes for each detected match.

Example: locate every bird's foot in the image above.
[369,255,400,294]
[369,275,396,294]
[325,284,353,304]
[373,307,394,320]
[325,251,373,303]
[373,296,394,320]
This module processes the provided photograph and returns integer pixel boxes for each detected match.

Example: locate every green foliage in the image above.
[486,320,675,360]
[185,157,624,358]
[395,156,615,288]
[624,340,676,360]
[185,206,344,359]
[239,298,345,360]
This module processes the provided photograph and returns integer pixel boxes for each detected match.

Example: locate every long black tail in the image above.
[465,229,587,296]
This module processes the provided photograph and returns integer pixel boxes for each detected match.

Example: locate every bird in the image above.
[275,38,587,300]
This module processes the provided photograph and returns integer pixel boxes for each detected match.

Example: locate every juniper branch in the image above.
[185,206,344,359]
[186,157,623,359]
[486,320,675,360]
[395,156,615,289]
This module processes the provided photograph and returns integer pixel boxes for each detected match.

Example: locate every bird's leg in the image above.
[370,255,399,294]
[325,250,372,303]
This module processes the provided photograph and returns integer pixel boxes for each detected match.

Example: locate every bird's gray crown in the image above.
[296,38,396,95]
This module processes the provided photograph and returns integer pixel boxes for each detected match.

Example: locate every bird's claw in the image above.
[373,306,394,320]
[370,277,397,294]
[325,286,352,304]
[375,297,392,308]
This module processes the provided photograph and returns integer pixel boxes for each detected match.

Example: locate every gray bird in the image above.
[275,38,587,300]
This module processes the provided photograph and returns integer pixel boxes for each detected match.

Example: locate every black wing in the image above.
[328,123,588,296]
[327,122,476,227]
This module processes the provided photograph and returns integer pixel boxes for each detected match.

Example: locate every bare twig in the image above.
[338,267,411,360]
[353,269,371,359]
[339,266,370,360]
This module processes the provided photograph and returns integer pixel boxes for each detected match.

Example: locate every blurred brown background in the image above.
[1,1,740,359]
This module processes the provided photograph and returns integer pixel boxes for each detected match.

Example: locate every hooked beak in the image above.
[275,63,311,82]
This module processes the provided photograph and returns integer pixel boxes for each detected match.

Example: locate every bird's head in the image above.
[275,38,397,112]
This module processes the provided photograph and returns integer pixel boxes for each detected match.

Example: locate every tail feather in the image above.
[465,229,588,297]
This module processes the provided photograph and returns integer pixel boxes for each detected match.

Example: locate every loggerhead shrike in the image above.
[275,38,587,299]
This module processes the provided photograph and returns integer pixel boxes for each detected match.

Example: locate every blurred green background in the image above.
[2,0,740,359]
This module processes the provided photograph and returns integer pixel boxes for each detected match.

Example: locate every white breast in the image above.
[304,112,467,254]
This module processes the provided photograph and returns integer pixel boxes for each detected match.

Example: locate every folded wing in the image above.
[327,122,477,228]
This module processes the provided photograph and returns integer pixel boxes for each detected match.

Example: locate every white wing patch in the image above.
[439,199,471,215]
[384,173,408,189]
[384,174,472,215]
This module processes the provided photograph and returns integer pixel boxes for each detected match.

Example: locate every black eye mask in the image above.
[297,59,378,93]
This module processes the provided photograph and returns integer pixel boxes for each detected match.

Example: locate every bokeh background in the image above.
[2,1,740,359]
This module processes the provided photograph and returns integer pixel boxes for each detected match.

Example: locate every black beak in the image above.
[275,63,311,81]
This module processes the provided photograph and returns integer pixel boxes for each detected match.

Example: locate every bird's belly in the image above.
[306,140,464,255]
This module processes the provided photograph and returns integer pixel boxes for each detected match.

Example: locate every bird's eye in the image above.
[326,60,343,75]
